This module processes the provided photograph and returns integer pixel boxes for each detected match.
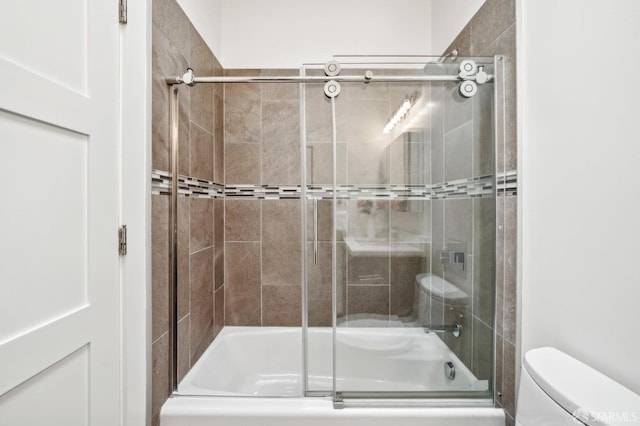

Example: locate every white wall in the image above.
[519,0,640,394]
[430,0,485,54]
[219,0,431,68]
[176,0,222,57]
[177,0,488,69]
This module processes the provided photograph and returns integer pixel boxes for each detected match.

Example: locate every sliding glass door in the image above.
[302,56,500,402]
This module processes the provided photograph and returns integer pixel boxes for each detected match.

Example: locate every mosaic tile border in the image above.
[152,169,517,199]
[497,170,517,196]
[152,170,225,198]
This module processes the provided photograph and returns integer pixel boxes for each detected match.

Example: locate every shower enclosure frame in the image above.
[163,55,505,406]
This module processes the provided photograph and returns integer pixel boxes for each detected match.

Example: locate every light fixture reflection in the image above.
[383,98,414,134]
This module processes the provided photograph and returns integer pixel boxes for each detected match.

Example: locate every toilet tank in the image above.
[517,347,640,426]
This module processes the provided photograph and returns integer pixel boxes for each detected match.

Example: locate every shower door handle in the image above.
[313,199,318,265]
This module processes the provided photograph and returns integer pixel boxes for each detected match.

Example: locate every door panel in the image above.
[0,0,121,424]
[0,346,89,426]
[302,57,497,400]
[0,0,88,93]
[0,110,88,342]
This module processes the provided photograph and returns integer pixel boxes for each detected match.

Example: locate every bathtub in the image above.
[161,327,505,426]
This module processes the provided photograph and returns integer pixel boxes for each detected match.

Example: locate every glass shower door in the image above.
[302,56,499,402]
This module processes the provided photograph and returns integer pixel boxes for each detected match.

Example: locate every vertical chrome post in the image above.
[299,71,309,396]
[168,85,179,393]
[492,55,506,404]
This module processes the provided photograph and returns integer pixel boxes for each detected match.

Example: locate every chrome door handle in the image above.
[313,199,318,265]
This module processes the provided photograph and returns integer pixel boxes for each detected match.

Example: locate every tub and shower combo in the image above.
[160,56,506,425]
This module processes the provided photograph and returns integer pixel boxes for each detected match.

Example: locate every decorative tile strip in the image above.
[152,169,517,200]
[225,185,301,199]
[306,184,432,200]
[497,170,517,196]
[227,177,495,200]
[431,175,494,200]
[152,169,225,198]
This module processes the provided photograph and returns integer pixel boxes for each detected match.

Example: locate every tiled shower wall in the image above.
[223,70,304,326]
[151,0,516,422]
[427,78,496,388]
[222,75,432,327]
[444,0,518,422]
[151,0,224,425]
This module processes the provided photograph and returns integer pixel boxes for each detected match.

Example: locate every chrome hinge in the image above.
[119,225,127,255]
[119,0,127,24]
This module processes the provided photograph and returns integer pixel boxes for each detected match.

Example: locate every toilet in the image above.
[516,347,640,425]
[413,273,469,325]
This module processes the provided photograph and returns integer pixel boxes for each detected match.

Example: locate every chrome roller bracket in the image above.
[459,80,478,98]
[457,60,493,97]
[324,60,341,77]
[324,80,341,98]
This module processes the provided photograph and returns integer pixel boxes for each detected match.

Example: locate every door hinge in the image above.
[119,225,127,255]
[119,0,127,24]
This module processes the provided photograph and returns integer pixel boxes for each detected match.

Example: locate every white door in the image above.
[0,1,121,425]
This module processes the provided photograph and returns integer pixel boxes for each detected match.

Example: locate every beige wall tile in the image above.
[152,195,169,341]
[152,0,190,54]
[190,27,214,133]
[502,340,516,417]
[224,143,261,184]
[390,255,425,316]
[177,315,190,383]
[151,26,188,172]
[225,242,261,325]
[470,0,516,55]
[151,333,169,420]
[214,94,225,183]
[224,83,261,142]
[214,199,225,290]
[474,198,496,325]
[443,83,472,134]
[262,285,302,326]
[472,316,493,381]
[503,197,517,344]
[347,285,390,318]
[177,197,190,318]
[261,69,299,100]
[214,286,224,337]
[444,121,473,181]
[190,123,214,181]
[495,333,504,404]
[262,100,300,185]
[189,247,214,364]
[225,200,261,241]
[190,198,213,253]
[430,86,445,183]
[262,239,301,285]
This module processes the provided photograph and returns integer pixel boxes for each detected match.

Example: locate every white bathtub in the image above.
[161,327,505,426]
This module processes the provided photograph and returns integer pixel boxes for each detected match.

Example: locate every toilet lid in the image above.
[415,273,469,303]
[524,347,640,426]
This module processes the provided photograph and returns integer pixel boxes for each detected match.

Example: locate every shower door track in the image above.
[165,68,491,86]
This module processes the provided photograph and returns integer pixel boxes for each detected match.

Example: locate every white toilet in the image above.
[413,273,469,325]
[516,347,640,425]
